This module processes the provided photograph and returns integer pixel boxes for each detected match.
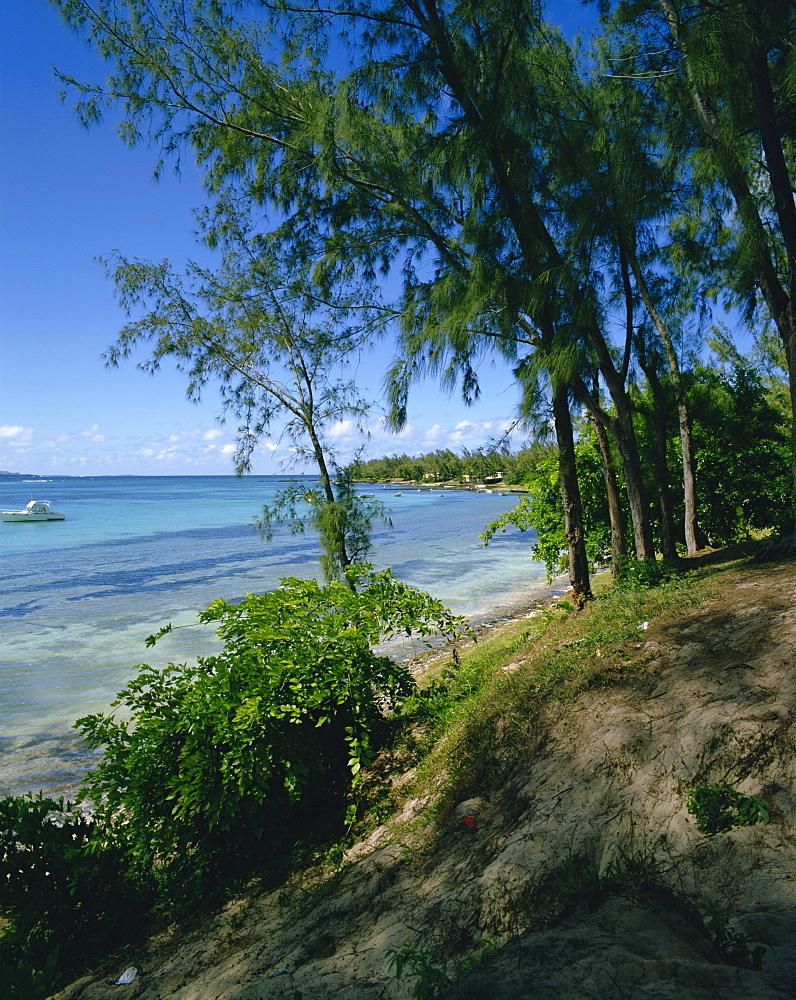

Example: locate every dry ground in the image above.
[51,555,796,1000]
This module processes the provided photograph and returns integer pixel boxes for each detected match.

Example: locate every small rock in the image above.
[453,797,484,823]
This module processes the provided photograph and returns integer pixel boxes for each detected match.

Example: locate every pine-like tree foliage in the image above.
[52,0,796,557]
[100,205,389,582]
[604,0,796,530]
[54,2,605,391]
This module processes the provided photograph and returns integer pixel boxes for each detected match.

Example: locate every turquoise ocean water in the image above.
[1,475,552,798]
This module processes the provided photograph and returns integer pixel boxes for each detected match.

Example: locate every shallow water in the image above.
[0,475,550,797]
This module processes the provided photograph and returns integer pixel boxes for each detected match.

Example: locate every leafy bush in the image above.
[387,935,500,1000]
[75,569,464,877]
[615,557,683,590]
[690,362,791,543]
[687,783,770,835]
[1,570,462,994]
[0,794,150,999]
[480,443,614,582]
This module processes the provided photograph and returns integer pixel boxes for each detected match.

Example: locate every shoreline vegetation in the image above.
[358,479,530,495]
[349,447,549,493]
[9,542,796,1000]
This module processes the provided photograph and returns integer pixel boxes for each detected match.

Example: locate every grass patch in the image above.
[380,566,711,835]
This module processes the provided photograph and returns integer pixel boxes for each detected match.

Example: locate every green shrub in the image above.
[479,437,617,582]
[686,783,770,835]
[0,794,151,999]
[615,558,683,590]
[387,935,500,1000]
[75,569,464,878]
[2,569,462,995]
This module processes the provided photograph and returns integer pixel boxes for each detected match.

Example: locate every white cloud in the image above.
[0,402,522,476]
[328,419,357,439]
[348,414,526,464]
[422,424,444,443]
[0,424,32,440]
[454,419,496,434]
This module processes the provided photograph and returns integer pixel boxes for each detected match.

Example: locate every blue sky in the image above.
[0,1,592,476]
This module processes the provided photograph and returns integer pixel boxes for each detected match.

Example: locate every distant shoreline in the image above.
[359,479,530,494]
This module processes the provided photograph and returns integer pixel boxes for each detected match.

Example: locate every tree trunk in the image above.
[611,405,656,562]
[573,363,656,561]
[785,326,796,535]
[748,42,796,537]
[567,288,655,561]
[629,253,701,554]
[639,354,679,560]
[311,428,355,590]
[552,384,592,604]
[590,412,627,577]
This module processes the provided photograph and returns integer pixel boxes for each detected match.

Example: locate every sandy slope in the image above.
[51,557,796,999]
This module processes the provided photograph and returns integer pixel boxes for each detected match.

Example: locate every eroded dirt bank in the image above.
[52,558,796,999]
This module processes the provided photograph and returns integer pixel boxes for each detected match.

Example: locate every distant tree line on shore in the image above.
[350,443,555,485]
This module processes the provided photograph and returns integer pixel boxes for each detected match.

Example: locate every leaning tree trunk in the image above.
[552,383,592,604]
[749,43,796,539]
[609,404,656,562]
[784,324,796,536]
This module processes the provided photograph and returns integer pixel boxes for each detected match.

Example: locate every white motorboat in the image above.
[1,500,65,522]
